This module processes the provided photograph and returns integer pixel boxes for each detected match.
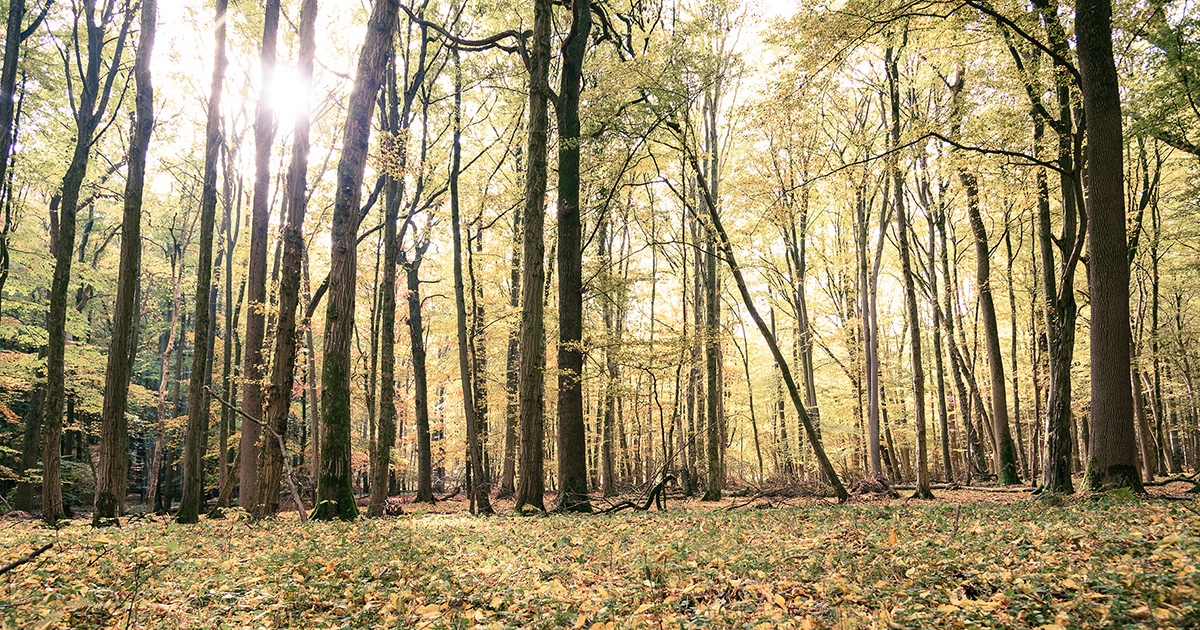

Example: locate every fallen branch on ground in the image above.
[0,543,52,577]
[206,386,307,523]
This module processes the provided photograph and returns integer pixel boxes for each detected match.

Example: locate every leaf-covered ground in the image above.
[2,492,1198,628]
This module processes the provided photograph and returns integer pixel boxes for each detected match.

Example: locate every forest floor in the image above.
[1,484,1198,629]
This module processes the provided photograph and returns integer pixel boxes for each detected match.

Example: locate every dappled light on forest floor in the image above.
[2,494,1197,628]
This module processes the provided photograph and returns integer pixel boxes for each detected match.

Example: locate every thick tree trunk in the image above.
[313,0,399,521]
[178,0,232,524]
[555,0,593,513]
[1077,0,1142,492]
[94,0,156,526]
[513,0,552,513]
[258,0,314,518]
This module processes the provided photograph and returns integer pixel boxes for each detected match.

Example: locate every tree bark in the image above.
[43,1,134,523]
[1077,0,1142,492]
[554,0,593,513]
[178,0,232,524]
[513,0,552,513]
[94,0,156,526]
[313,0,399,521]
[258,0,314,518]
[237,0,282,510]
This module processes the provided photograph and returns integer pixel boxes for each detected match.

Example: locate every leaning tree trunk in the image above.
[238,0,282,510]
[94,0,157,526]
[258,0,314,518]
[313,0,399,521]
[677,129,849,501]
[513,0,552,514]
[1077,0,1142,492]
[178,0,233,524]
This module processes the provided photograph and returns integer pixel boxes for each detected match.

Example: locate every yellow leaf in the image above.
[938,604,960,613]
[634,603,654,615]
[773,594,787,608]
[888,528,898,546]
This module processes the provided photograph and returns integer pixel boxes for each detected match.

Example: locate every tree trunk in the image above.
[94,0,156,526]
[237,0,282,510]
[497,198,521,499]
[43,2,134,523]
[313,0,399,521]
[449,50,492,515]
[406,245,433,503]
[961,170,1020,485]
[1077,0,1142,492]
[178,0,232,524]
[258,0,314,518]
[513,0,552,513]
[554,0,593,513]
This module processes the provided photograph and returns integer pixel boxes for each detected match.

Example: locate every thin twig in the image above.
[0,542,52,576]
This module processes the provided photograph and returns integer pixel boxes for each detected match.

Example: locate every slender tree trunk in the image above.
[43,2,133,523]
[313,0,398,521]
[94,0,156,526]
[406,246,433,502]
[449,50,492,515]
[178,0,232,524]
[514,0,552,513]
[258,0,314,518]
[238,0,282,510]
[961,170,1020,484]
[497,200,521,498]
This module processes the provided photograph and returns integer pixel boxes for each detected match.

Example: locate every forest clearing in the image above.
[3,488,1200,628]
[2,0,1200,625]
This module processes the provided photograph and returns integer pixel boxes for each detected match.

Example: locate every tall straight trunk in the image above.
[449,51,492,515]
[1077,0,1141,491]
[94,0,156,526]
[238,0,282,509]
[858,185,883,478]
[925,200,953,481]
[1004,223,1028,475]
[497,198,521,498]
[259,0,314,518]
[886,44,933,499]
[468,230,491,485]
[555,0,592,513]
[1150,198,1166,473]
[599,222,617,497]
[313,0,398,521]
[406,246,433,502]
[961,171,1020,484]
[178,0,233,524]
[43,1,133,523]
[736,322,764,480]
[148,253,185,513]
[514,0,552,513]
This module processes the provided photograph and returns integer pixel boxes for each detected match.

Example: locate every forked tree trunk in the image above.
[238,0,282,510]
